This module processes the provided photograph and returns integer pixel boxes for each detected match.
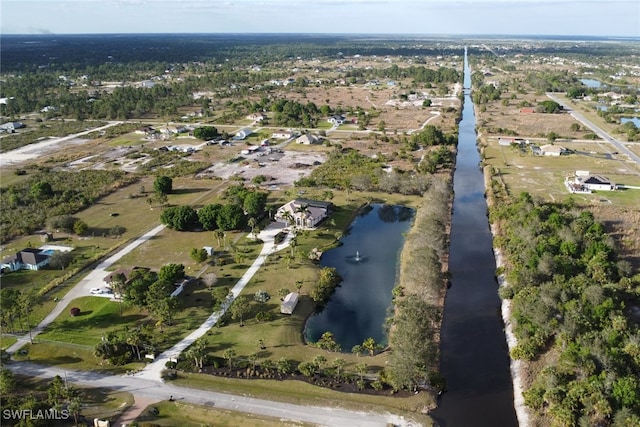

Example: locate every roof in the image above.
[540,144,566,153]
[1,248,49,266]
[584,175,612,185]
[103,267,149,284]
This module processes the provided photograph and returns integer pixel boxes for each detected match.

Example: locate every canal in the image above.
[431,48,519,426]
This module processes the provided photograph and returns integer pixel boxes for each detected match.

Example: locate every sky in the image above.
[1,0,639,38]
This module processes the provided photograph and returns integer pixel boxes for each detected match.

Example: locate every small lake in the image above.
[580,78,602,88]
[304,204,414,351]
[621,117,640,127]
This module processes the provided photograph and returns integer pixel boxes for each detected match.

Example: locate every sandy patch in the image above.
[197,150,326,187]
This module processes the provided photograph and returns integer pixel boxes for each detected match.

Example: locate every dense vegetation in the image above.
[386,177,450,392]
[0,170,137,242]
[492,193,640,426]
[298,125,456,195]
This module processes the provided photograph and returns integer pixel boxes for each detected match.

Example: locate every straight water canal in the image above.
[431,48,519,426]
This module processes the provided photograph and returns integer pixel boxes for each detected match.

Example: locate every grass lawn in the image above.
[20,276,216,371]
[482,140,640,207]
[9,374,134,423]
[1,334,17,349]
[136,400,315,427]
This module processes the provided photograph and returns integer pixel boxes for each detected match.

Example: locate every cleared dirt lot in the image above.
[196,148,326,188]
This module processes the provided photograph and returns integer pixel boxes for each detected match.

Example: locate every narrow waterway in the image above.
[431,48,518,426]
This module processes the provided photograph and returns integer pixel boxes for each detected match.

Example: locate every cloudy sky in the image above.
[2,0,639,37]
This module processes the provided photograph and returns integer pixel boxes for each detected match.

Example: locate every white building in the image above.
[280,292,299,314]
[275,199,334,229]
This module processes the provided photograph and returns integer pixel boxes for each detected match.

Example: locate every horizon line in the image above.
[2,32,639,41]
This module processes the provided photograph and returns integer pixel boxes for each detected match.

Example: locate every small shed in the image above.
[203,246,214,256]
[280,292,299,315]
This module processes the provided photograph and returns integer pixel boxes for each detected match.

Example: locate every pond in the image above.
[580,78,602,88]
[621,117,640,127]
[304,204,414,352]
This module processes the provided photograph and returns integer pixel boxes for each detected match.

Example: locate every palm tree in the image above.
[248,217,259,238]
[294,204,310,228]
[281,211,294,228]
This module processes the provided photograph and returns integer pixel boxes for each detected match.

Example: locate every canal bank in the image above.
[430,48,519,426]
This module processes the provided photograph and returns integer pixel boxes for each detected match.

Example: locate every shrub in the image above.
[70,307,80,317]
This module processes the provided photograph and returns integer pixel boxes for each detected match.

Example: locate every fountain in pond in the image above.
[355,251,361,262]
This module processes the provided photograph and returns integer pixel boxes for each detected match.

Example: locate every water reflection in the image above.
[304,204,413,351]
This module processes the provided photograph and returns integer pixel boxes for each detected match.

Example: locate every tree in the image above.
[216,203,246,231]
[248,217,259,238]
[68,397,81,426]
[185,337,207,370]
[243,191,267,218]
[278,288,291,300]
[536,100,562,114]
[0,369,16,396]
[298,361,316,377]
[362,337,378,357]
[190,247,208,263]
[160,205,198,231]
[158,263,185,284]
[211,286,230,310]
[146,280,179,329]
[332,358,346,378]
[315,331,340,352]
[222,348,236,370]
[277,357,292,375]
[73,219,89,236]
[49,250,73,270]
[312,354,327,373]
[110,272,127,316]
[31,180,53,199]
[198,203,223,231]
[229,295,251,326]
[153,175,173,194]
[193,126,219,140]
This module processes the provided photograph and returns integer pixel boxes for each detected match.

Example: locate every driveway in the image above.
[137,222,292,381]
[6,224,166,354]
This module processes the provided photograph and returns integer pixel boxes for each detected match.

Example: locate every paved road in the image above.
[546,93,640,170]
[0,121,122,166]
[7,362,414,427]
[6,224,166,354]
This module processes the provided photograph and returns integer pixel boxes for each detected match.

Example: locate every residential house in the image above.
[581,175,616,191]
[234,128,253,140]
[0,122,25,133]
[103,267,150,288]
[275,199,334,229]
[280,292,299,315]
[327,115,345,126]
[1,248,51,272]
[498,137,515,146]
[296,133,319,145]
[247,112,266,122]
[539,144,567,156]
[271,129,293,139]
